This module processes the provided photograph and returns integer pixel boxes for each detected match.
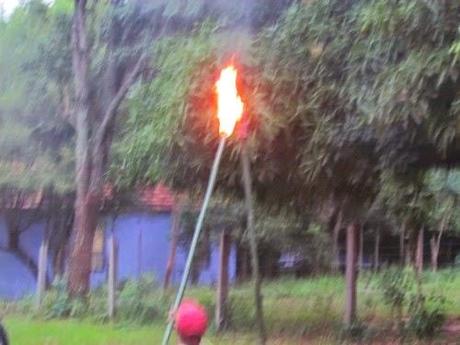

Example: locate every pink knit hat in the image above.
[175,299,208,338]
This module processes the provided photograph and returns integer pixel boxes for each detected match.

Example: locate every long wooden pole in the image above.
[108,234,118,320]
[344,223,358,326]
[35,237,49,311]
[161,137,226,345]
[241,147,267,345]
[163,207,181,291]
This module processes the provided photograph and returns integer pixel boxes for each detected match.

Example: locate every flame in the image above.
[216,66,244,137]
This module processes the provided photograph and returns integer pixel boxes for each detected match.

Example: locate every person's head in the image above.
[175,299,208,345]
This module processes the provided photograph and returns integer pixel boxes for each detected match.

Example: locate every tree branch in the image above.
[436,208,452,248]
[94,53,147,147]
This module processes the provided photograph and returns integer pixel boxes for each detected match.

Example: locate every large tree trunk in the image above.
[68,195,99,296]
[67,0,146,297]
[344,223,358,327]
[68,0,97,297]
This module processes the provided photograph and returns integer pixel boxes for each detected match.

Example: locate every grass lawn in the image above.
[3,317,269,345]
[2,271,459,345]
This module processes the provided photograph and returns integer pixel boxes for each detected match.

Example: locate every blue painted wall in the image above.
[0,217,45,299]
[0,212,236,300]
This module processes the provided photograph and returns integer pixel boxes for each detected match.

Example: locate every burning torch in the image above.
[161,66,244,345]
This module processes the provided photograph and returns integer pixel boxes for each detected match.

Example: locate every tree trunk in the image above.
[68,0,146,297]
[406,228,416,267]
[415,227,424,276]
[332,209,343,273]
[216,231,231,332]
[68,195,99,296]
[236,243,251,283]
[163,207,181,291]
[374,229,380,271]
[68,0,98,297]
[358,226,364,271]
[430,236,439,273]
[430,212,449,272]
[400,219,406,266]
[344,223,358,327]
[241,148,267,345]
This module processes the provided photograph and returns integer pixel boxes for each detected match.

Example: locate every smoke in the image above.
[131,0,296,63]
[133,0,295,30]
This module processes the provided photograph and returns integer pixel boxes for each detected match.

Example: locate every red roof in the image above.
[102,183,177,212]
[138,184,176,212]
[1,182,177,212]
[0,190,44,210]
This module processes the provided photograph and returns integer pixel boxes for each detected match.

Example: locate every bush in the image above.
[116,275,166,324]
[377,267,447,339]
[227,295,255,330]
[378,267,414,332]
[43,278,73,319]
[407,293,446,338]
[339,321,372,342]
[13,275,168,325]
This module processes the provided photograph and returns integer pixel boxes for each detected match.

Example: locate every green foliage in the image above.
[407,293,446,338]
[7,272,458,343]
[42,278,74,319]
[377,268,447,338]
[116,275,164,325]
[0,0,74,195]
[380,268,414,310]
[112,21,220,187]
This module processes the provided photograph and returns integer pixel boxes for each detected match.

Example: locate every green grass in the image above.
[2,317,275,345]
[2,270,459,344]
[4,317,164,345]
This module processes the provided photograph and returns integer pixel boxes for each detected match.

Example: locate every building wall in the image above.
[92,212,236,287]
[0,212,236,300]
[0,217,45,299]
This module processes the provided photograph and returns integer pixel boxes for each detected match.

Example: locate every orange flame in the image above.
[216,66,244,137]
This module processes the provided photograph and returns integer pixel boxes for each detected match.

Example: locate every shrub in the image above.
[43,278,72,319]
[378,267,414,332]
[407,293,446,338]
[377,267,447,339]
[116,275,166,324]
[227,295,255,330]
